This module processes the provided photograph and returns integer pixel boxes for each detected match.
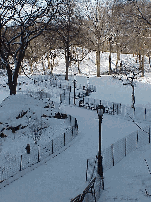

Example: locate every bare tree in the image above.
[46,0,87,80]
[0,0,63,95]
[84,0,110,76]
[110,0,151,76]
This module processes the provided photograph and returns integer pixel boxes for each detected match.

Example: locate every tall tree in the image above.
[0,0,63,95]
[48,0,85,80]
[110,0,151,76]
[83,0,110,76]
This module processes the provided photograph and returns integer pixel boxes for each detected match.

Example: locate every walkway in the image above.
[0,105,148,202]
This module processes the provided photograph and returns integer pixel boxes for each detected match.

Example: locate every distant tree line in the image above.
[0,0,151,95]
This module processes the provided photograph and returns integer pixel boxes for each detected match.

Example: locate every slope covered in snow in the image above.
[0,50,150,201]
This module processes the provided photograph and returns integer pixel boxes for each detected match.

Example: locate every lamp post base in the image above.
[98,155,103,178]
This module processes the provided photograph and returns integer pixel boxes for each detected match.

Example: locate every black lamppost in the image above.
[97,101,105,178]
[74,74,76,105]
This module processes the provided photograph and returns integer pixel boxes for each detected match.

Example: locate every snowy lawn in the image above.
[0,104,150,202]
[99,143,151,202]
[0,94,73,166]
[0,52,150,202]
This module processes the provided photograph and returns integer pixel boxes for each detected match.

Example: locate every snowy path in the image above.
[0,105,149,202]
[98,144,151,202]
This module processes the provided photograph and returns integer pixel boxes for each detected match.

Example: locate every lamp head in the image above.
[74,74,76,80]
[98,108,103,116]
[97,104,105,116]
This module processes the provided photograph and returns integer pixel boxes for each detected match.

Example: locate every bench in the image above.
[81,177,96,201]
[70,177,96,202]
[70,194,82,202]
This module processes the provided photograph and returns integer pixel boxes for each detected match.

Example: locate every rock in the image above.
[0,132,7,138]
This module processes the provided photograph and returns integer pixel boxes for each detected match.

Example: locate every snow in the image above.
[0,51,151,201]
[99,144,151,202]
[0,94,71,162]
[0,106,150,202]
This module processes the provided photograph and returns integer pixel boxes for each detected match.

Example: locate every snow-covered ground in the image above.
[0,94,72,163]
[99,143,151,202]
[0,51,151,201]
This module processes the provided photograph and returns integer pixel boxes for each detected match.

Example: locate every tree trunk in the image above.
[47,52,51,70]
[73,46,76,64]
[109,42,112,75]
[29,60,33,74]
[10,82,17,95]
[51,63,53,75]
[141,55,144,77]
[41,59,45,75]
[77,54,81,74]
[139,53,142,70]
[116,46,120,72]
[6,64,12,88]
[82,47,84,60]
[6,62,19,95]
[65,45,70,80]
[19,66,22,75]
[96,49,100,77]
[6,64,15,95]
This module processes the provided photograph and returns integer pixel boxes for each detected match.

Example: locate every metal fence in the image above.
[0,114,78,184]
[61,91,150,123]
[120,104,151,123]
[26,75,150,124]
[86,126,150,177]
[28,78,150,124]
[84,125,150,201]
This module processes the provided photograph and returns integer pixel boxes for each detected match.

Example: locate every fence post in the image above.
[137,131,138,144]
[72,127,73,136]
[38,147,40,162]
[125,138,126,156]
[117,104,118,115]
[113,103,114,115]
[75,118,77,128]
[120,103,122,114]
[87,159,89,169]
[86,159,89,181]
[60,94,62,104]
[64,133,65,146]
[102,177,104,190]
[111,144,114,166]
[69,92,70,105]
[149,126,151,144]
[133,107,135,117]
[52,139,53,154]
[86,170,87,181]
[20,155,22,171]
[145,108,146,120]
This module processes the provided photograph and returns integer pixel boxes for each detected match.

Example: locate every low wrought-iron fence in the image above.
[86,126,150,180]
[0,113,78,185]
[60,91,150,123]
[83,125,150,201]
